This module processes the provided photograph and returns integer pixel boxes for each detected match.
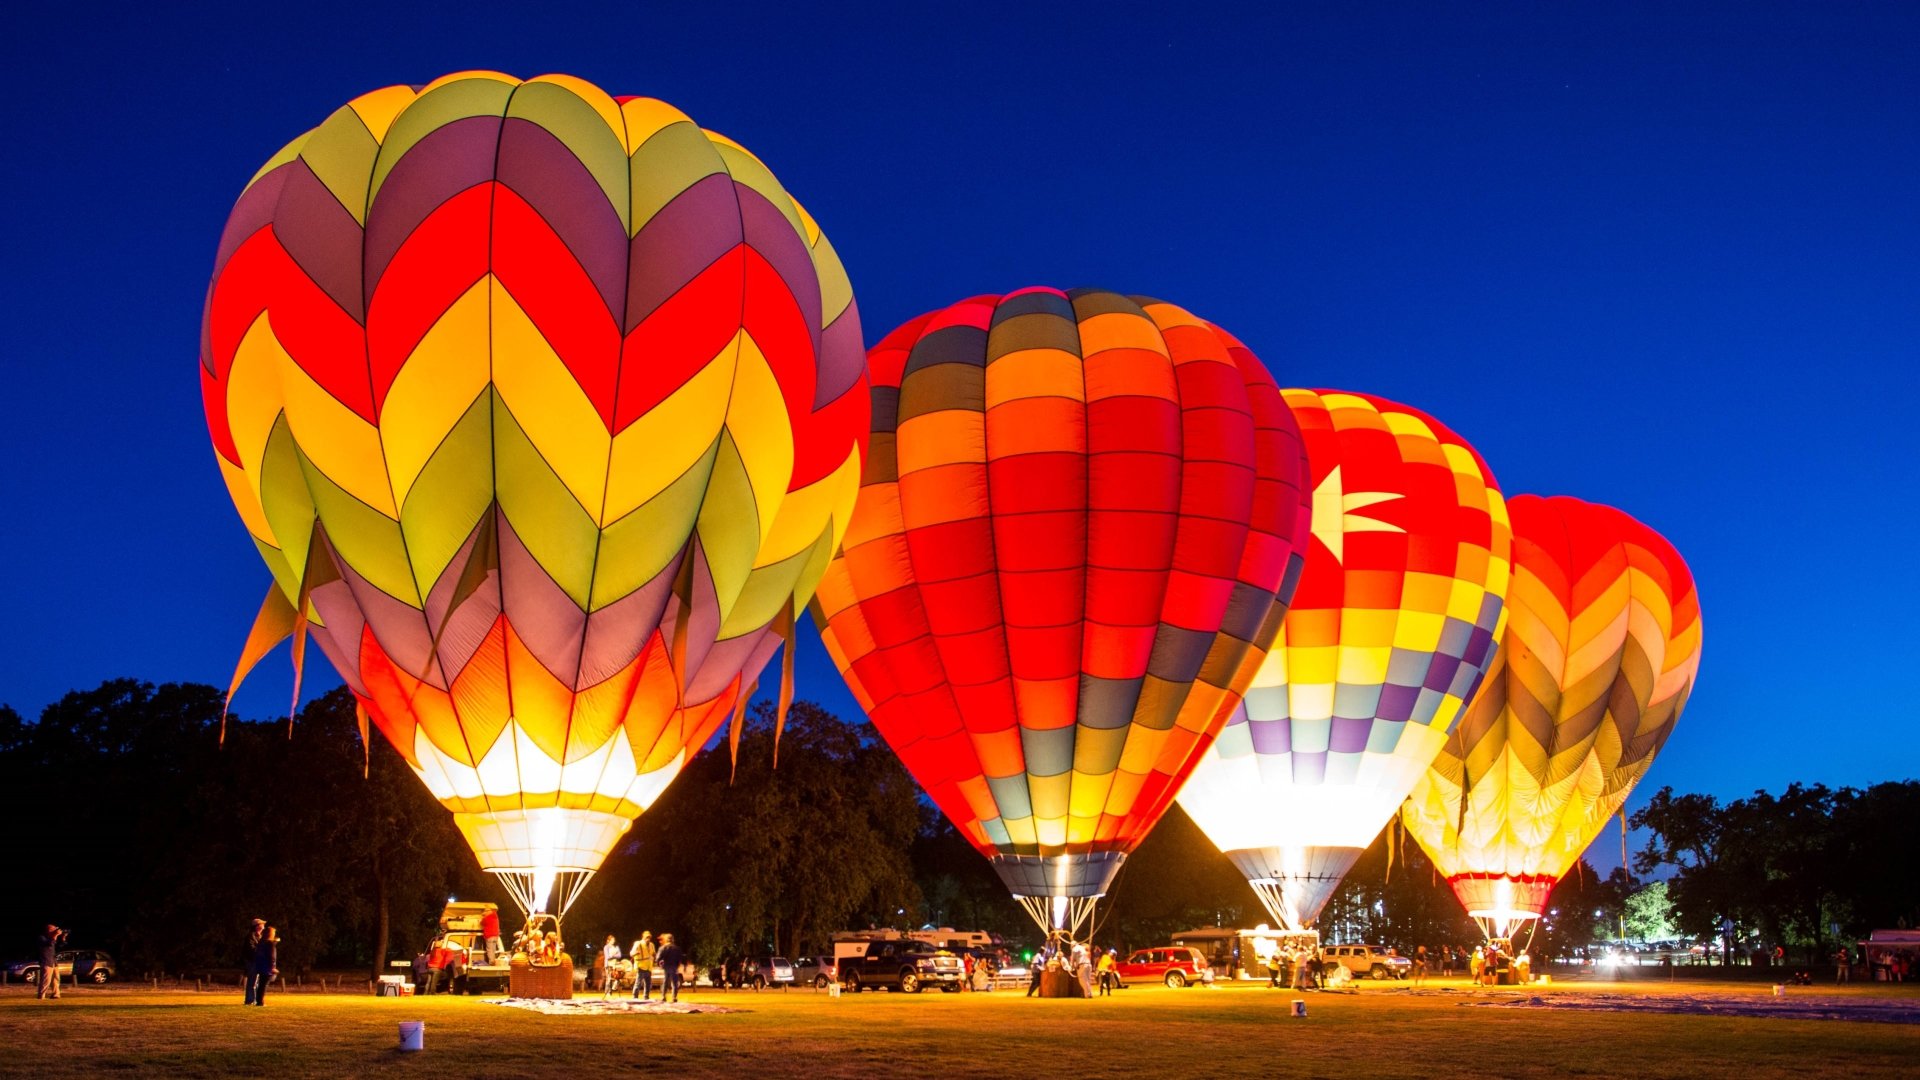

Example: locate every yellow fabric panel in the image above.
[618,97,697,154]
[489,280,610,517]
[592,439,719,611]
[277,350,395,520]
[603,332,735,523]
[380,278,492,505]
[1391,610,1445,652]
[528,74,626,146]
[758,449,858,568]
[218,455,274,546]
[723,330,797,551]
[346,84,418,143]
[708,139,808,243]
[225,314,290,509]
[1286,645,1338,686]
[695,433,762,614]
[837,479,904,559]
[1336,607,1398,646]
[1381,409,1438,442]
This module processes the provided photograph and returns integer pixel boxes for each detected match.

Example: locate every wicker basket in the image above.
[509,958,575,1000]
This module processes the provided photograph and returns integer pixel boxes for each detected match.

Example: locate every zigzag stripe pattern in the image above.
[1400,495,1702,922]
[201,73,866,841]
[811,287,1311,867]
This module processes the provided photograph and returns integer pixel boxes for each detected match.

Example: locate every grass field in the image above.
[3,976,1916,1078]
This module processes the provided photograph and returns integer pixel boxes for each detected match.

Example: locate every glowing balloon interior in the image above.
[203,72,867,920]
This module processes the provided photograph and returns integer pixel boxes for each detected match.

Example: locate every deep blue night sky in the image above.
[3,2,1916,871]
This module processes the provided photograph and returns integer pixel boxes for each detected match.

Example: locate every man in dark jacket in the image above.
[242,919,266,1005]
[36,924,64,1000]
[656,934,685,1003]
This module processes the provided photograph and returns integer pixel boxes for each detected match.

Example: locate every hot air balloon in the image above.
[1400,495,1700,939]
[201,72,867,922]
[1178,390,1511,932]
[811,288,1310,937]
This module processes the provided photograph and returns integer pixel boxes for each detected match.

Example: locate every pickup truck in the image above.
[836,939,965,994]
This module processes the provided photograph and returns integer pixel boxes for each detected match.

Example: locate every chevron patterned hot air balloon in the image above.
[1178,390,1511,932]
[1400,495,1701,939]
[811,288,1310,937]
[201,72,867,920]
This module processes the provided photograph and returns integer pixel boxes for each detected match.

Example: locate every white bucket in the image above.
[828,982,842,999]
[1290,999,1307,1018]
[398,1021,425,1052]
[1537,974,1552,986]
[1772,985,1785,997]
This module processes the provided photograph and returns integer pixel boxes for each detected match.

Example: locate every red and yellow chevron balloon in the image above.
[1401,495,1701,937]
[811,288,1310,931]
[201,72,866,916]
[1179,390,1511,930]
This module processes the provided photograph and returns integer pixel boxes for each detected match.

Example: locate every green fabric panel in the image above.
[721,541,811,639]
[506,81,631,234]
[399,388,495,601]
[369,76,517,204]
[590,437,719,611]
[246,131,312,189]
[258,416,317,587]
[628,121,725,237]
[298,104,380,224]
[253,535,302,611]
[710,142,805,242]
[492,392,597,610]
[786,527,837,627]
[295,444,416,607]
[811,230,853,325]
[693,430,761,618]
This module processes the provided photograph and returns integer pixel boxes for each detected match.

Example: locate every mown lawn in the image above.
[2,976,1916,1078]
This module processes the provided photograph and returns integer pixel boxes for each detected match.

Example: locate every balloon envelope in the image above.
[1178,390,1511,929]
[812,288,1309,922]
[202,72,867,914]
[1400,495,1700,935]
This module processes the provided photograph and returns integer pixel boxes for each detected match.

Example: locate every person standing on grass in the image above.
[1097,949,1117,996]
[246,927,279,1007]
[600,935,623,999]
[631,931,657,1001]
[1412,945,1428,986]
[1835,947,1851,983]
[36,924,64,1000]
[656,934,685,1003]
[242,919,266,1005]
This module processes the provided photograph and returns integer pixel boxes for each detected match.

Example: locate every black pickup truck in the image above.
[838,940,965,994]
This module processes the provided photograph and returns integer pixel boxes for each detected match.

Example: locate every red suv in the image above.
[1115,946,1210,988]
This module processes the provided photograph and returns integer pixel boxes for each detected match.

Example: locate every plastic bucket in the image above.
[1772,984,1785,997]
[398,1021,425,1052]
[1290,999,1307,1018]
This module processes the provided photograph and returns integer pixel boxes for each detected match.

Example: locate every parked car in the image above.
[794,956,835,988]
[1322,944,1412,981]
[1115,946,1210,988]
[744,956,796,990]
[8,950,115,985]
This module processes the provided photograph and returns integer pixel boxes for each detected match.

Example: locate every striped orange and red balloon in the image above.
[811,288,1310,926]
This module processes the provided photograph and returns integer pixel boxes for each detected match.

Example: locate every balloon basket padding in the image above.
[509,959,576,1000]
[1037,969,1084,998]
[398,1021,424,1052]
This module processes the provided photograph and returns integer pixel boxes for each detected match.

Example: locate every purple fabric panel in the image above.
[576,550,682,689]
[737,183,822,362]
[1328,715,1372,755]
[1376,682,1422,723]
[815,295,865,408]
[364,116,504,300]
[307,577,370,697]
[1248,716,1291,756]
[421,516,503,686]
[498,512,585,685]
[496,117,628,318]
[1424,653,1462,692]
[1291,750,1327,785]
[336,556,435,689]
[624,173,742,333]
[204,165,295,368]
[272,161,367,321]
[685,623,779,705]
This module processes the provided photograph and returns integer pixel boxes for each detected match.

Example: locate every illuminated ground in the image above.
[3,976,1916,1078]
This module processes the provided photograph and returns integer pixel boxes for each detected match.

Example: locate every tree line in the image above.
[3,678,1912,976]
